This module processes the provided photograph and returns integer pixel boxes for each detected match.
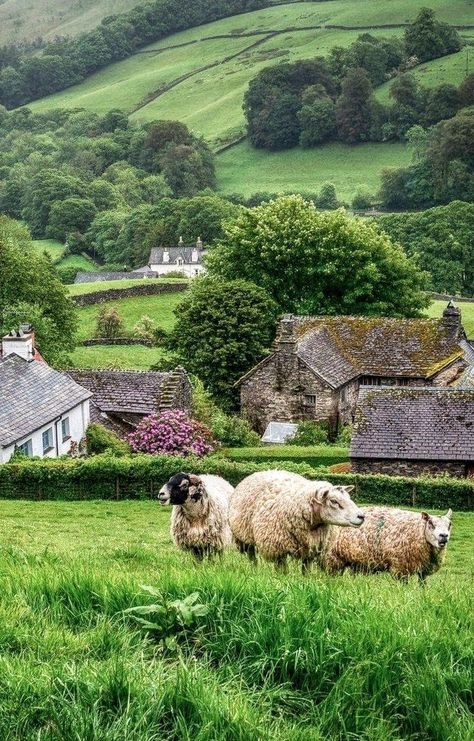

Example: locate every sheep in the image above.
[158,472,234,560]
[229,470,365,573]
[319,506,453,583]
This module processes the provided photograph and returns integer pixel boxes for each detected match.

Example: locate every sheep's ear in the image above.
[179,475,190,490]
[445,508,453,520]
[342,485,354,494]
[421,511,430,522]
[188,474,201,485]
[314,486,331,504]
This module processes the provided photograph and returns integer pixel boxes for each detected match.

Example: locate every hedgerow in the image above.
[0,455,473,510]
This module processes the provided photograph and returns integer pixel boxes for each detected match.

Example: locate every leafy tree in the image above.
[176,194,240,243]
[352,189,374,210]
[423,84,461,126]
[169,277,278,407]
[95,305,125,338]
[378,201,474,295]
[85,209,130,263]
[298,85,336,147]
[459,73,474,107]
[315,183,338,210]
[21,169,86,236]
[404,8,461,62]
[0,216,77,360]
[46,197,97,241]
[160,142,215,196]
[207,195,428,317]
[335,68,374,143]
[379,167,414,209]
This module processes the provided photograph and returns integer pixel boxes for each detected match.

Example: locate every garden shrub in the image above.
[86,423,130,456]
[95,305,125,338]
[211,411,261,448]
[128,410,215,457]
[291,421,329,445]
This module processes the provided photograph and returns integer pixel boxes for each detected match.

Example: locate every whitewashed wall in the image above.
[149,262,205,278]
[0,400,90,463]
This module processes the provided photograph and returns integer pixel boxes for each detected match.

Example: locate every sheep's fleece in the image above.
[320,506,453,579]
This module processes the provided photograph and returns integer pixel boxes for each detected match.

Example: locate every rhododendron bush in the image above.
[128,410,216,457]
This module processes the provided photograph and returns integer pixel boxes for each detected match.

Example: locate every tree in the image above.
[160,142,215,196]
[176,194,240,244]
[46,197,97,240]
[95,305,125,338]
[459,73,474,107]
[315,183,338,210]
[169,277,279,407]
[378,201,474,295]
[0,216,77,361]
[298,86,336,147]
[207,195,428,318]
[86,209,130,263]
[21,169,86,236]
[423,84,461,126]
[335,68,374,144]
[404,8,460,63]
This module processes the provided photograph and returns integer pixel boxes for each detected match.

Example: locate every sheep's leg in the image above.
[301,558,312,575]
[418,572,427,587]
[236,540,257,564]
[275,556,288,574]
[191,546,204,562]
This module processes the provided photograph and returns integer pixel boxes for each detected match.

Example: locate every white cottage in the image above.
[0,329,92,463]
[148,237,206,278]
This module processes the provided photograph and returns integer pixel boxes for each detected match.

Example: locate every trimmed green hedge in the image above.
[0,455,473,510]
[223,445,348,468]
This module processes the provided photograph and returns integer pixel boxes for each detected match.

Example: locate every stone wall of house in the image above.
[351,458,468,478]
[431,358,468,387]
[337,379,359,425]
[72,282,188,306]
[240,355,339,434]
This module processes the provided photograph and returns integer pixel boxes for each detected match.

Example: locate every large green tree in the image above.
[207,195,429,317]
[0,216,77,362]
[169,277,278,407]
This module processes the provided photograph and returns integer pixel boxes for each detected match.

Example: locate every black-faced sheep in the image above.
[158,472,234,559]
[319,506,453,582]
[229,470,365,573]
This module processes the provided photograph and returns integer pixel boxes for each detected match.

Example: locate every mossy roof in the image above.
[295,315,464,387]
[351,387,474,461]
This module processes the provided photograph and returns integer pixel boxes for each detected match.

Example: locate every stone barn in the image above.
[237,303,469,435]
[350,387,474,478]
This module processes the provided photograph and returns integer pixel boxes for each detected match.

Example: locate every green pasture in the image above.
[427,299,474,336]
[223,444,348,468]
[68,343,170,370]
[31,238,65,261]
[0,498,471,738]
[216,139,411,200]
[68,277,189,296]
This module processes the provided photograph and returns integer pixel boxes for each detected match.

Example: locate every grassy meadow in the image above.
[31,238,65,261]
[0,498,471,739]
[427,299,474,336]
[68,277,188,297]
[223,444,349,468]
[68,343,169,370]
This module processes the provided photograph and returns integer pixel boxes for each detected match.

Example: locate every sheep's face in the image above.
[422,509,452,550]
[158,473,204,506]
[314,484,365,527]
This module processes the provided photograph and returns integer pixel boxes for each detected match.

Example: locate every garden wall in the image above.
[0,455,472,510]
[81,338,154,347]
[72,283,188,306]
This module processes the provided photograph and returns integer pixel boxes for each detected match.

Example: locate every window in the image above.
[305,394,317,406]
[42,427,53,453]
[16,439,32,456]
[177,257,184,266]
[360,377,383,386]
[61,417,70,442]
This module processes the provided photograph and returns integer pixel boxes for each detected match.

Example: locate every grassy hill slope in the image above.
[0,0,143,45]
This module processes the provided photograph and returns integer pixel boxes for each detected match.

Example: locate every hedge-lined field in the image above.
[68,277,188,297]
[222,445,349,468]
[0,497,472,739]
[1,454,473,510]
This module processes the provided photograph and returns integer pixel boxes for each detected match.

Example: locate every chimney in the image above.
[442,301,463,338]
[163,249,170,264]
[275,314,298,386]
[178,236,184,245]
[2,325,36,361]
[192,236,202,263]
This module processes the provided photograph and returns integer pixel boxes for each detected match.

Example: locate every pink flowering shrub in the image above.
[128,410,216,457]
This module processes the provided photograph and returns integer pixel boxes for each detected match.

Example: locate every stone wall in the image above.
[81,338,153,347]
[351,457,468,478]
[72,282,188,306]
[431,358,468,386]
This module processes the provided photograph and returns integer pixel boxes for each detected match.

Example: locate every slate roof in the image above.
[67,369,170,415]
[293,314,464,387]
[351,387,474,461]
[149,246,204,265]
[0,355,92,447]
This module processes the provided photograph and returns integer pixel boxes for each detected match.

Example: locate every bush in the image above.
[336,424,353,446]
[352,190,374,211]
[56,266,78,284]
[86,423,130,456]
[133,315,157,344]
[211,412,261,448]
[128,410,216,457]
[95,305,125,338]
[291,421,329,446]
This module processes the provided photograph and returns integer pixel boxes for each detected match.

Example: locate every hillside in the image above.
[0,0,143,45]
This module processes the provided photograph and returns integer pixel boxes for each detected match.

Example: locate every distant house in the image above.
[148,237,205,278]
[350,387,474,478]
[67,366,192,438]
[237,303,469,434]
[0,328,91,463]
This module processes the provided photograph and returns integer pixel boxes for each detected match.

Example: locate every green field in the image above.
[58,253,99,271]
[0,0,143,44]
[427,299,474,336]
[216,140,411,200]
[0,498,471,738]
[31,238,65,261]
[68,277,189,297]
[68,343,170,370]
[27,0,472,146]
[223,444,349,468]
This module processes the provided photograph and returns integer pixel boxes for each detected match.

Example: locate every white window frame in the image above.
[61,417,71,442]
[42,427,54,453]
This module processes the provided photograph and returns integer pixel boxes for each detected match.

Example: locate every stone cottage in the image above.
[237,303,469,434]
[67,366,192,438]
[148,237,206,278]
[350,387,474,478]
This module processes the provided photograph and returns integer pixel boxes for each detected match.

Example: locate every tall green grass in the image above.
[0,500,472,739]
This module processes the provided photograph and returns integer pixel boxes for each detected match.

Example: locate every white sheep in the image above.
[229,470,365,573]
[319,506,453,582]
[158,472,234,559]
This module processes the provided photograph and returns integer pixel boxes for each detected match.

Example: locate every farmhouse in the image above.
[0,329,91,463]
[350,387,474,478]
[148,237,206,278]
[67,366,192,438]
[238,303,469,434]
